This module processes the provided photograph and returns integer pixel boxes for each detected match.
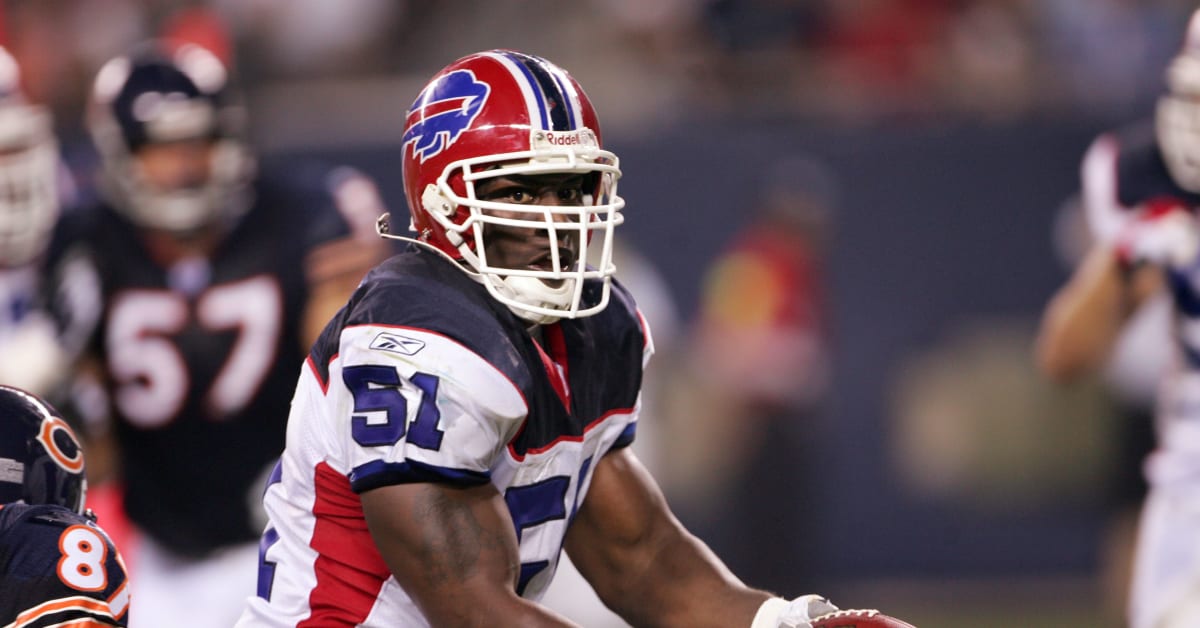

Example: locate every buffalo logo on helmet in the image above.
[402,70,489,163]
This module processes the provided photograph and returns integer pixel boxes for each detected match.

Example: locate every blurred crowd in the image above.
[4,0,1196,149]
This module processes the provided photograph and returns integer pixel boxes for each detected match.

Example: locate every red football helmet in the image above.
[389,50,624,324]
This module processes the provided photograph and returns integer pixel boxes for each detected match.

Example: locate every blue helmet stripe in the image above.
[502,52,573,131]
[548,70,577,129]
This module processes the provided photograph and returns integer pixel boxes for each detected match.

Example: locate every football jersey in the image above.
[238,248,651,627]
[0,502,130,626]
[1082,122,1200,487]
[51,162,369,558]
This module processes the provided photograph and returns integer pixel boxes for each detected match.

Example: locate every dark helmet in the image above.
[87,40,253,234]
[0,386,86,513]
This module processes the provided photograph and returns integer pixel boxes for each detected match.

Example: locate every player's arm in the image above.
[565,447,797,627]
[360,480,580,627]
[300,167,390,347]
[302,236,386,346]
[1035,242,1163,382]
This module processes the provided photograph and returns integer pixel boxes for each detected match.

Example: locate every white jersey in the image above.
[237,249,651,626]
[1080,127,1200,484]
[1081,123,1200,628]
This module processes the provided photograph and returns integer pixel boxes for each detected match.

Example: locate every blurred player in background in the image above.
[0,385,129,626]
[1036,9,1200,628]
[674,155,835,592]
[49,39,386,627]
[0,45,93,399]
[236,49,914,628]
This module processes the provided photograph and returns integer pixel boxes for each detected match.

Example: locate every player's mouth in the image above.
[528,246,577,274]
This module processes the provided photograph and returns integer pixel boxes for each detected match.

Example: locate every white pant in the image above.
[1128,487,1200,628]
[127,535,259,628]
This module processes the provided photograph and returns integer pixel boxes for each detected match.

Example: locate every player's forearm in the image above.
[567,450,772,626]
[300,235,385,348]
[420,591,581,627]
[606,523,772,627]
[1036,245,1146,381]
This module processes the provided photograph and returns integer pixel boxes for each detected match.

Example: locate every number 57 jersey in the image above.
[48,163,377,558]
[240,249,652,627]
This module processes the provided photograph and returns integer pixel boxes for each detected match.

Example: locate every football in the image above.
[810,608,918,628]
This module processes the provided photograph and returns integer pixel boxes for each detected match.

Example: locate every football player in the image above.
[0,385,130,626]
[0,45,89,398]
[1036,9,1200,628]
[51,40,387,627]
[237,49,848,628]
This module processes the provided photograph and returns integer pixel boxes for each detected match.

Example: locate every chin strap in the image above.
[493,275,570,325]
[376,212,481,276]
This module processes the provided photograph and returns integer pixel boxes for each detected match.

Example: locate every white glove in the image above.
[1116,201,1200,271]
[0,315,69,396]
[752,594,839,628]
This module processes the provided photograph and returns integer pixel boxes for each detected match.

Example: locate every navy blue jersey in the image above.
[0,502,129,626]
[50,162,369,557]
[241,247,652,625]
[308,247,646,470]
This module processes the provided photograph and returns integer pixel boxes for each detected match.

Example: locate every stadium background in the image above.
[11,1,1192,625]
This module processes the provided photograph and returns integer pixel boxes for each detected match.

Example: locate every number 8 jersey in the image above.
[239,248,651,626]
[0,503,130,626]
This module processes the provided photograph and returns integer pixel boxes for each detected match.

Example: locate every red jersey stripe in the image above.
[298,463,392,627]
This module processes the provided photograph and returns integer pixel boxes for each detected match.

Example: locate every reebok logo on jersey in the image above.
[370,332,426,356]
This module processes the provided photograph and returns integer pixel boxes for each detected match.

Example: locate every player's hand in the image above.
[753,594,839,628]
[779,594,839,627]
[1115,201,1200,272]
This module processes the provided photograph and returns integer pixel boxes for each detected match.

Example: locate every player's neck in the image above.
[140,228,222,266]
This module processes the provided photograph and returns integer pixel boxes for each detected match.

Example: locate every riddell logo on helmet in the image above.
[544,132,581,146]
[403,70,490,163]
[536,129,596,150]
